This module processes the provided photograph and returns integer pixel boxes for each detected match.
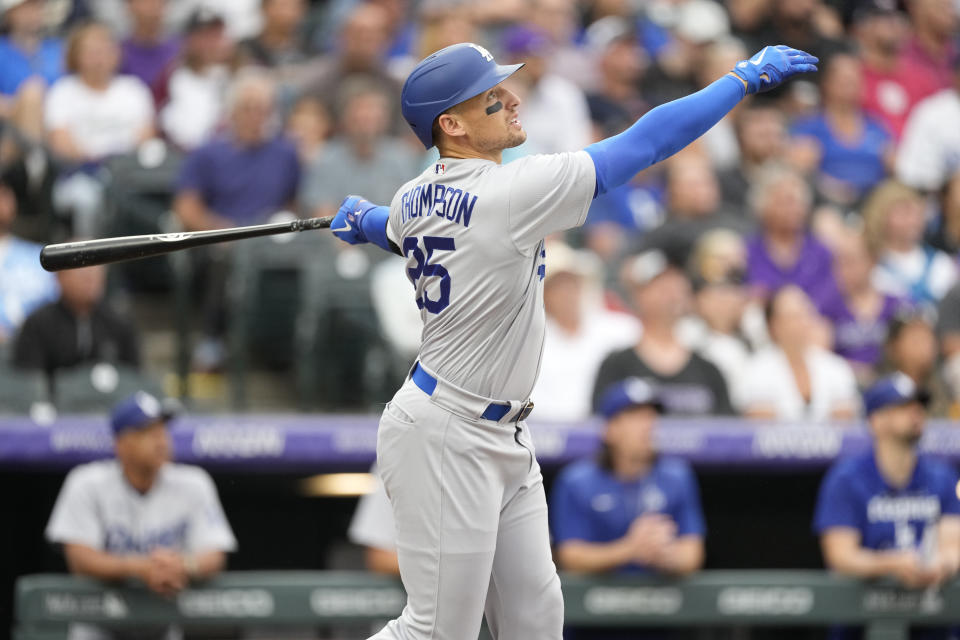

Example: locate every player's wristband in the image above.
[725,72,749,96]
[358,205,392,253]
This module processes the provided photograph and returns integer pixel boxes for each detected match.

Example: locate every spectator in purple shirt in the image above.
[746,166,841,314]
[821,229,906,386]
[173,68,300,370]
[174,68,300,230]
[119,0,180,94]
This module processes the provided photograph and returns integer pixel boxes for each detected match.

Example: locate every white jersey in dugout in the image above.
[386,151,596,400]
[46,459,237,555]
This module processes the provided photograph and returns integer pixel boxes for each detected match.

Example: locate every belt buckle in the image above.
[517,401,534,422]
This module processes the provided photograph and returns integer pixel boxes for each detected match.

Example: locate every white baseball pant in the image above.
[369,374,563,640]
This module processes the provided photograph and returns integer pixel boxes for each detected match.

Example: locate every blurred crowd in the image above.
[0,0,959,418]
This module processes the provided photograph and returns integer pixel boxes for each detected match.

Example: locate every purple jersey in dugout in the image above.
[820,293,905,365]
[813,451,960,552]
[746,232,841,313]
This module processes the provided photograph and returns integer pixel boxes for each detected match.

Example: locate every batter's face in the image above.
[437,83,525,156]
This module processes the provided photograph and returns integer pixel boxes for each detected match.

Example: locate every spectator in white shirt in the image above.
[863,179,958,307]
[46,23,155,164]
[678,229,756,410]
[895,57,960,192]
[45,22,155,236]
[157,8,231,151]
[532,242,640,421]
[742,286,860,422]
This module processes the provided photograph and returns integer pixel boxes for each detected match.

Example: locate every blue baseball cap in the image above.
[863,372,931,416]
[110,391,177,436]
[598,378,664,420]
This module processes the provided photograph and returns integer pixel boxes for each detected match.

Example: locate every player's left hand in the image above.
[331,195,377,245]
[731,45,818,94]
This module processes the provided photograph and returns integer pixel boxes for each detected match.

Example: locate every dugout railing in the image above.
[15,571,960,640]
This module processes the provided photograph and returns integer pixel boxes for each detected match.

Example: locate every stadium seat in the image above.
[295,240,406,410]
[0,363,48,414]
[100,144,184,293]
[53,364,164,413]
[225,231,327,408]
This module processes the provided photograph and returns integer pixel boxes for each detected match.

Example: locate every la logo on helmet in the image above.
[468,44,493,62]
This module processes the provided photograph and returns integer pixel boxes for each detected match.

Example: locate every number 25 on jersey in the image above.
[403,235,455,314]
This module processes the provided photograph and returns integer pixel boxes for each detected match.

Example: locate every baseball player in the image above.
[45,391,237,640]
[814,372,960,639]
[329,42,817,639]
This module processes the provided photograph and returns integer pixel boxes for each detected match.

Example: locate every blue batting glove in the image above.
[331,195,376,245]
[731,45,818,94]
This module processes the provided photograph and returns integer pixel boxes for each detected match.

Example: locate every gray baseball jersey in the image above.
[46,460,237,554]
[385,151,596,400]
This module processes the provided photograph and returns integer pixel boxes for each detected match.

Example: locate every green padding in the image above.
[15,570,960,628]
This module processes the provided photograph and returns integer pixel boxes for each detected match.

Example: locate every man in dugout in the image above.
[45,391,237,640]
[814,372,960,639]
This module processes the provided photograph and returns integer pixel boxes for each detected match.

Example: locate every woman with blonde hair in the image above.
[681,229,763,409]
[862,179,957,307]
[45,22,155,236]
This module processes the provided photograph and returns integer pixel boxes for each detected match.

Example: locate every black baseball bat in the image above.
[40,216,335,272]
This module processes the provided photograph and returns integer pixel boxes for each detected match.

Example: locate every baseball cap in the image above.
[110,391,178,436]
[623,249,671,287]
[598,377,664,419]
[863,372,931,416]
[184,7,224,33]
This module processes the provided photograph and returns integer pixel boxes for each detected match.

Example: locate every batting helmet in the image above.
[401,43,524,149]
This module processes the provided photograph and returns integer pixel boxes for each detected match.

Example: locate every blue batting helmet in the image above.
[401,43,524,149]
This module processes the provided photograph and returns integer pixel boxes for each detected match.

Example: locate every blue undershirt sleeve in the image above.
[358,205,393,253]
[585,74,746,197]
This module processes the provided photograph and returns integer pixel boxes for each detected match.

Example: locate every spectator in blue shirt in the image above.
[0,177,58,345]
[789,52,893,208]
[0,0,63,165]
[550,377,706,575]
[0,0,64,99]
[814,373,960,590]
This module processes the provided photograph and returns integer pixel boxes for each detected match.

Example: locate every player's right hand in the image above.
[731,45,818,94]
[888,550,941,589]
[331,195,375,245]
[142,548,188,597]
[627,514,677,565]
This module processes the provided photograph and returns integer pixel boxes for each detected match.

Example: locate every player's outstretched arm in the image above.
[585,45,818,196]
[330,195,399,254]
